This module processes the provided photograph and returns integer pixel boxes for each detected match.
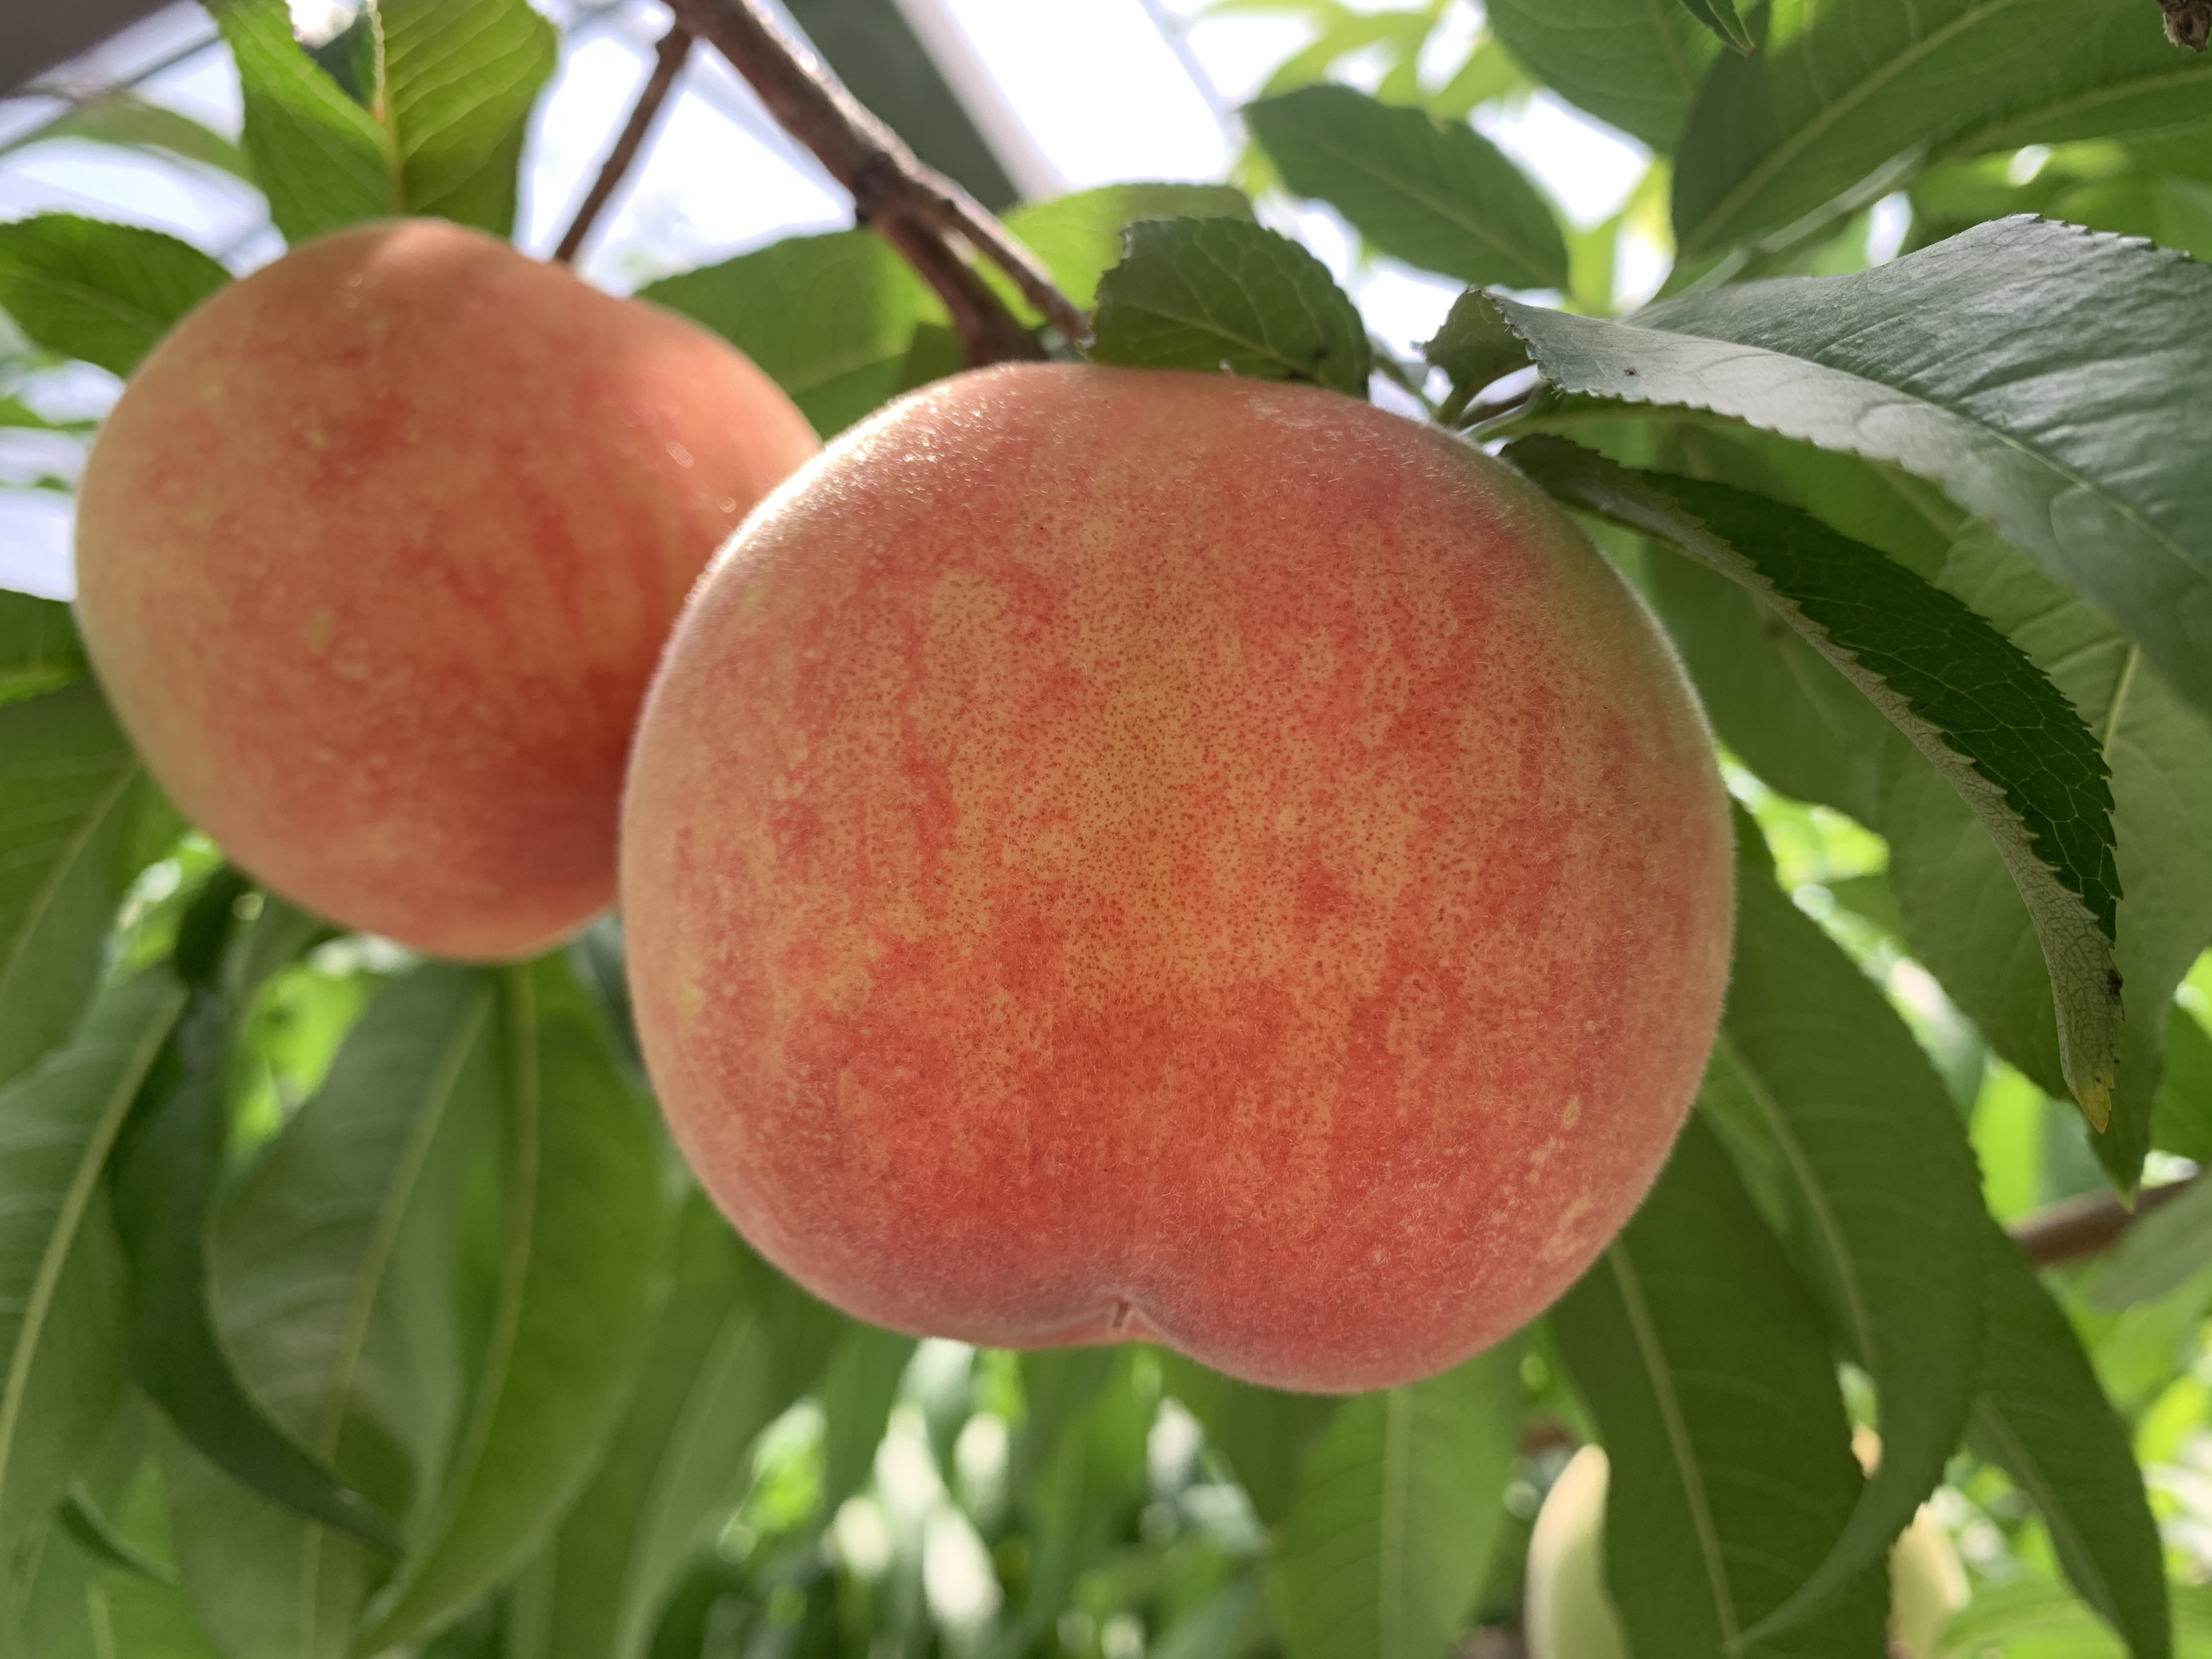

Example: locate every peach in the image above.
[74,219,819,960]
[621,364,1732,1392]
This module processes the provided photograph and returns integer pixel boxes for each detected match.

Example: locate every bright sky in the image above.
[0,0,1654,599]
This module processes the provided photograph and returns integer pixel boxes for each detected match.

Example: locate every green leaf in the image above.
[521,1194,842,1659]
[210,0,393,243]
[1496,216,2212,726]
[2153,1006,2212,1165]
[0,93,251,181]
[1245,86,1568,289]
[162,964,498,1659]
[378,0,558,238]
[1156,1355,1334,1528]
[0,683,164,1092]
[1267,1343,1521,1659]
[1672,0,2212,259]
[1483,0,1719,151]
[2091,1176,2212,1311]
[110,974,402,1554]
[359,955,668,1652]
[1508,438,2122,1129]
[1090,217,1372,396]
[0,594,84,709]
[1701,860,1985,1640]
[1677,0,1757,52]
[0,216,228,378]
[1549,1117,1889,1657]
[1971,1220,2170,1659]
[639,231,945,438]
[13,1513,226,1659]
[1003,185,1254,313]
[1010,1350,1120,1497]
[1420,289,1531,407]
[0,975,183,1548]
[56,1483,172,1583]
[820,1325,918,1520]
[1880,524,2212,1190]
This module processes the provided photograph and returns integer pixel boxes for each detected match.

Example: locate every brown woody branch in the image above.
[2011,1173,2200,1268]
[555,23,694,265]
[661,0,1087,365]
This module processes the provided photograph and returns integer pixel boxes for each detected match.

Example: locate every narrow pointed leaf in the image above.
[1245,86,1568,289]
[1676,0,1756,52]
[0,595,84,709]
[0,975,183,1545]
[163,965,498,1659]
[1549,1117,1888,1657]
[1508,437,2120,1130]
[1483,0,1719,151]
[1705,861,1985,1640]
[0,215,227,379]
[1267,1344,1522,1659]
[525,1194,842,1659]
[378,0,557,237]
[1502,221,2212,718]
[359,955,666,1652]
[0,683,163,1092]
[1090,217,1373,397]
[210,0,393,243]
[1879,525,2212,1193]
[1674,0,2212,257]
[1971,1221,2170,1659]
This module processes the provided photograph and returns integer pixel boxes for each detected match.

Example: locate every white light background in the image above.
[0,0,1663,600]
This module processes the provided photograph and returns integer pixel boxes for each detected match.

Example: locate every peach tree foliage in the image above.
[0,1,2208,1656]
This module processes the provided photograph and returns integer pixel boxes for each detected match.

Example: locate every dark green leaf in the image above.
[639,231,944,439]
[523,1194,841,1659]
[55,1484,170,1583]
[1267,1343,1521,1659]
[379,0,558,238]
[1878,523,2212,1190]
[1508,438,2121,1130]
[1421,289,1530,407]
[1672,0,2212,259]
[163,964,498,1659]
[1483,0,1719,151]
[2153,1007,2212,1165]
[0,975,183,1547]
[0,593,84,709]
[1245,86,1567,289]
[1550,1117,1888,1657]
[212,0,390,240]
[110,982,401,1553]
[1971,1220,2170,1659]
[820,1325,918,1521]
[1498,216,2212,727]
[1677,0,1756,52]
[1090,217,1372,396]
[0,215,227,378]
[1003,184,1254,312]
[0,684,164,1091]
[359,955,668,1651]
[1155,1355,1333,1529]
[1010,1350,1120,1498]
[1704,860,1984,1639]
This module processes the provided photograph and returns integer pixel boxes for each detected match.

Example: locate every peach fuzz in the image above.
[620,363,1733,1392]
[74,218,819,960]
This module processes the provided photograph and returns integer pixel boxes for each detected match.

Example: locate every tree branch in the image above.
[2011,1173,2200,1268]
[661,0,1087,365]
[554,24,693,266]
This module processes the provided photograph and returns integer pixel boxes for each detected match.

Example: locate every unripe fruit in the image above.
[622,363,1733,1392]
[1526,1441,1970,1658]
[75,219,819,960]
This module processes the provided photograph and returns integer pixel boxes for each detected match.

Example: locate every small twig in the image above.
[554,23,693,265]
[2011,1173,2201,1268]
[662,0,1086,364]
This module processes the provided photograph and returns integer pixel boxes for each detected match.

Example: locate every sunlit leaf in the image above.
[1483,0,1718,151]
[1091,217,1372,396]
[379,0,558,237]
[0,215,227,378]
[1003,184,1254,313]
[208,0,392,244]
[0,594,84,711]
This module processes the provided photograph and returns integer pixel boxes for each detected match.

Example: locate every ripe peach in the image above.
[621,364,1732,1392]
[75,218,819,960]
